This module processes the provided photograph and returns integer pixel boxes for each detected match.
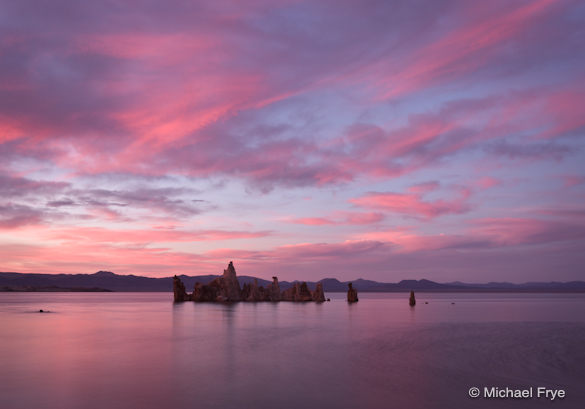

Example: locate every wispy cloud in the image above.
[350,185,471,219]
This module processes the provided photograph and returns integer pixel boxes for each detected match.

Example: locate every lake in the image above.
[1,292,584,409]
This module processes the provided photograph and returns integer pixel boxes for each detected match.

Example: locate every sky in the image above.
[1,0,584,282]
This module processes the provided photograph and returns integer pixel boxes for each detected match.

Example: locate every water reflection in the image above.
[1,293,585,409]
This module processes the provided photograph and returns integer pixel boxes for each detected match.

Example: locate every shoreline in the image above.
[3,289,585,293]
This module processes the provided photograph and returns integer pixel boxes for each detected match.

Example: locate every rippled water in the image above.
[1,292,584,409]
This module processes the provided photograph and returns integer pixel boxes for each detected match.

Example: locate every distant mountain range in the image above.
[1,271,585,292]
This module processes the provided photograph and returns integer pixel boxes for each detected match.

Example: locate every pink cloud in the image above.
[287,217,335,226]
[45,227,270,244]
[475,177,500,189]
[205,240,391,271]
[337,83,583,183]
[343,212,385,225]
[373,0,558,100]
[355,216,585,256]
[356,229,489,253]
[539,87,585,140]
[350,186,471,219]
[562,175,585,187]
[286,212,384,226]
[470,217,585,246]
[0,242,209,275]
[407,181,440,194]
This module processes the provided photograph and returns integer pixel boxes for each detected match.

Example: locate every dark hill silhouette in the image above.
[1,271,585,292]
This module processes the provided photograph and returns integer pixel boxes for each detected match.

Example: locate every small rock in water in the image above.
[424,302,428,304]
[347,283,358,303]
[39,309,44,313]
[409,291,416,307]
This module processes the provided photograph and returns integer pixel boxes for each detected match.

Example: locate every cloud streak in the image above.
[350,185,471,219]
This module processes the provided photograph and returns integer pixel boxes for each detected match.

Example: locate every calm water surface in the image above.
[1,292,584,409]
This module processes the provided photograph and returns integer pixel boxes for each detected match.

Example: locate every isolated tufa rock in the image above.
[347,282,358,303]
[409,290,416,306]
[173,275,190,302]
[312,282,325,302]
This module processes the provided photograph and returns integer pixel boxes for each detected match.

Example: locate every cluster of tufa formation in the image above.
[173,262,326,303]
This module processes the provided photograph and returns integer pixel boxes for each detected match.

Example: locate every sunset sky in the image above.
[1,0,584,282]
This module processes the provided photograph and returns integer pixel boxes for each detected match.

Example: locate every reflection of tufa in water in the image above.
[409,291,416,307]
[347,282,358,303]
[173,261,326,303]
